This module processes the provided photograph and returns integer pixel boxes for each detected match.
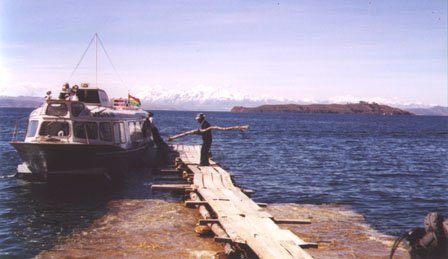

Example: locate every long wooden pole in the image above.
[168,125,249,141]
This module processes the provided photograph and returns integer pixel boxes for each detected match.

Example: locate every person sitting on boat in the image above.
[195,113,212,166]
[59,83,70,100]
[69,85,79,101]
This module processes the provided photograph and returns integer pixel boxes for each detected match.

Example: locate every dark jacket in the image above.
[200,120,212,145]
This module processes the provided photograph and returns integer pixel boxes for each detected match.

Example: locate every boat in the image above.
[9,86,157,180]
[9,34,158,180]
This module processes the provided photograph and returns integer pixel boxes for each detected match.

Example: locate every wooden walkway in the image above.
[153,144,315,259]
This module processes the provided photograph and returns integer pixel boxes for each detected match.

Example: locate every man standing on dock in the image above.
[195,113,212,166]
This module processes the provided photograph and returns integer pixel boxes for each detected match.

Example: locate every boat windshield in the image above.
[26,120,39,138]
[71,102,86,117]
[39,121,70,137]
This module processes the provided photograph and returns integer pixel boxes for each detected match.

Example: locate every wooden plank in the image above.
[273,218,311,224]
[214,236,232,243]
[212,166,236,189]
[257,203,268,208]
[198,219,219,225]
[298,243,318,249]
[184,200,208,207]
[173,145,313,259]
[151,184,193,191]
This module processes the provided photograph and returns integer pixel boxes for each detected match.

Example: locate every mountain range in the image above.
[1,88,447,116]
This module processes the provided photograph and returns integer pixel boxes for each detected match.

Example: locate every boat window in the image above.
[46,103,68,116]
[39,121,70,137]
[98,90,110,105]
[71,103,85,117]
[26,120,39,137]
[113,122,126,144]
[73,122,98,139]
[76,89,100,103]
[119,123,126,143]
[99,122,112,142]
[129,121,143,142]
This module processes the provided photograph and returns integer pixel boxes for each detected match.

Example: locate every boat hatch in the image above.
[45,101,86,117]
[76,89,110,107]
[46,102,68,116]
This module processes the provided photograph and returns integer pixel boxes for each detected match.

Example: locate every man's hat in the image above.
[195,113,205,120]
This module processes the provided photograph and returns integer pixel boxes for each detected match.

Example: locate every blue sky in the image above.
[0,0,446,106]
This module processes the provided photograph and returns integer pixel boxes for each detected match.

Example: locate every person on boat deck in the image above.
[195,113,212,166]
[69,85,79,101]
[59,83,70,100]
[44,91,52,101]
[142,112,153,139]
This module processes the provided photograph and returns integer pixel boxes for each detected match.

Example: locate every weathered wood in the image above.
[185,200,208,207]
[168,125,249,141]
[241,189,255,195]
[273,218,312,224]
[189,191,235,256]
[198,219,220,225]
[174,145,314,259]
[150,184,193,191]
[299,243,319,249]
[257,203,268,208]
[214,236,233,243]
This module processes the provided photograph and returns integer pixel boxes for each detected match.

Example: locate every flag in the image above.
[128,94,141,107]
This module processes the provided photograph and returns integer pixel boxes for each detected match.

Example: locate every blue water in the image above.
[1,108,447,257]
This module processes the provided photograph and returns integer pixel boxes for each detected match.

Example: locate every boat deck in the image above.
[153,144,315,259]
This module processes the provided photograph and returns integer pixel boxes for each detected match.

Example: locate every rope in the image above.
[97,35,126,86]
[389,232,408,259]
[67,35,95,81]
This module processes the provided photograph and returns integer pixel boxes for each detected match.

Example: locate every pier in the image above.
[37,143,408,258]
[152,144,316,259]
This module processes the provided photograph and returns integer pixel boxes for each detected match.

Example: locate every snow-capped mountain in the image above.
[1,86,446,115]
[136,87,446,112]
[136,86,294,111]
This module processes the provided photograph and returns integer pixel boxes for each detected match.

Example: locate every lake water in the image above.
[1,108,447,257]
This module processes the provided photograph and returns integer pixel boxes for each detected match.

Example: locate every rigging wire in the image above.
[97,35,126,86]
[67,35,95,82]
[66,33,126,86]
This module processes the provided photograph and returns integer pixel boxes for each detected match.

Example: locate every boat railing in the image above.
[11,116,29,142]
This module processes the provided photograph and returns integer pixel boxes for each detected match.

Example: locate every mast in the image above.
[95,33,98,88]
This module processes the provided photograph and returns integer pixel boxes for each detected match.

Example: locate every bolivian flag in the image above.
[128,94,141,107]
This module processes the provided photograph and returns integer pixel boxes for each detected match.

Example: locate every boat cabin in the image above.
[23,88,150,149]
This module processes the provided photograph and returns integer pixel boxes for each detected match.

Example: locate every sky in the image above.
[0,0,447,106]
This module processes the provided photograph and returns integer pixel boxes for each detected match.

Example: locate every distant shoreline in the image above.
[231,102,413,115]
[1,96,447,116]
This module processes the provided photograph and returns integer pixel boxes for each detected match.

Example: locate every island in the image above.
[231,101,413,115]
